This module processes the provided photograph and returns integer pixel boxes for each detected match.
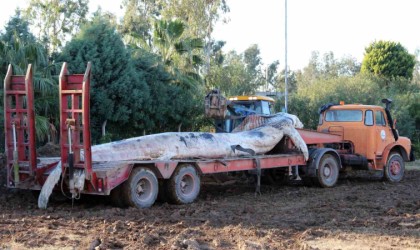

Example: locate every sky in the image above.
[1,0,420,70]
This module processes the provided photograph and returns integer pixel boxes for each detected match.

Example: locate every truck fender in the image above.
[382,144,410,164]
[306,148,341,178]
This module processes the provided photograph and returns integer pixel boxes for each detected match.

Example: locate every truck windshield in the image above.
[325,110,363,122]
[232,101,268,115]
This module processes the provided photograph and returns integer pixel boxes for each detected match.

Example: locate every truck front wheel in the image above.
[167,164,201,204]
[317,154,339,188]
[384,153,405,183]
[123,167,158,208]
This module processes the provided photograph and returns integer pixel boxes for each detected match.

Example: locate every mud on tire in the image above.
[123,168,158,208]
[167,164,200,204]
[316,154,339,188]
[384,153,405,183]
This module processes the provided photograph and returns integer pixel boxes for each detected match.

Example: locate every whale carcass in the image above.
[90,113,308,162]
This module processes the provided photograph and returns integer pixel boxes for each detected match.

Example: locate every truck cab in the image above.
[317,100,413,182]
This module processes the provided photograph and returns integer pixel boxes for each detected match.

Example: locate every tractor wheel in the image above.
[167,164,201,204]
[384,153,405,183]
[316,154,339,188]
[123,168,158,208]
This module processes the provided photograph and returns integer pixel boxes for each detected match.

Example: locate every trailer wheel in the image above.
[123,168,158,208]
[316,154,339,188]
[167,164,200,204]
[384,153,405,183]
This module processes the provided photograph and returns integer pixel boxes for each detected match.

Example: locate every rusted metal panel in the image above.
[298,129,342,145]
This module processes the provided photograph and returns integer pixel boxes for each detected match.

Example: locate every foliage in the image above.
[205,44,274,96]
[0,12,57,144]
[243,44,263,79]
[24,0,88,54]
[361,40,416,80]
[296,51,361,88]
[120,0,161,47]
[121,0,229,41]
[152,19,204,89]
[121,0,229,77]
[205,50,254,96]
[1,9,36,45]
[130,47,203,133]
[58,15,151,142]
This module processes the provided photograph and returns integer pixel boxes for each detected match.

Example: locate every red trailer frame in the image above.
[59,62,97,193]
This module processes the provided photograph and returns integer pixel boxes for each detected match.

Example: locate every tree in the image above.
[120,0,160,48]
[361,40,416,80]
[1,9,36,45]
[243,44,262,77]
[206,50,260,96]
[296,51,361,88]
[24,0,88,54]
[58,15,150,142]
[152,19,204,88]
[120,0,229,75]
[131,48,203,133]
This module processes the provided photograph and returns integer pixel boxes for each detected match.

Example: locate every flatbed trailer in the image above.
[3,63,351,208]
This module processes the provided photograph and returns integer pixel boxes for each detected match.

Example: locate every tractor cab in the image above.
[218,96,275,132]
[204,90,276,133]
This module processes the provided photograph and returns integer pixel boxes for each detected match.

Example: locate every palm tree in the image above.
[0,37,58,143]
[152,19,204,88]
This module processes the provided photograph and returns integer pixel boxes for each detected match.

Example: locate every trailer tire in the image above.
[123,168,158,208]
[316,154,339,188]
[167,164,200,204]
[384,153,405,183]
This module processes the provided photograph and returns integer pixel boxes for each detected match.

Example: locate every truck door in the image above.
[374,110,394,157]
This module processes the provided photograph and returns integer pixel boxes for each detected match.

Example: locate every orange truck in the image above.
[311,99,414,184]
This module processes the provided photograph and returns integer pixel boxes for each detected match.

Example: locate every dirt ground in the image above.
[0,162,419,250]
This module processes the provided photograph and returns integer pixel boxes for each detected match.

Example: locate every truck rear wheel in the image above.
[384,153,405,182]
[167,164,200,204]
[123,167,158,208]
[316,154,339,187]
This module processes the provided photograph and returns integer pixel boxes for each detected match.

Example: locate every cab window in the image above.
[261,101,271,115]
[365,110,373,126]
[325,110,363,122]
[318,114,323,125]
[375,111,386,126]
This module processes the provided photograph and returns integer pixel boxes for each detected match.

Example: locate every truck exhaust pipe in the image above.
[381,98,398,141]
